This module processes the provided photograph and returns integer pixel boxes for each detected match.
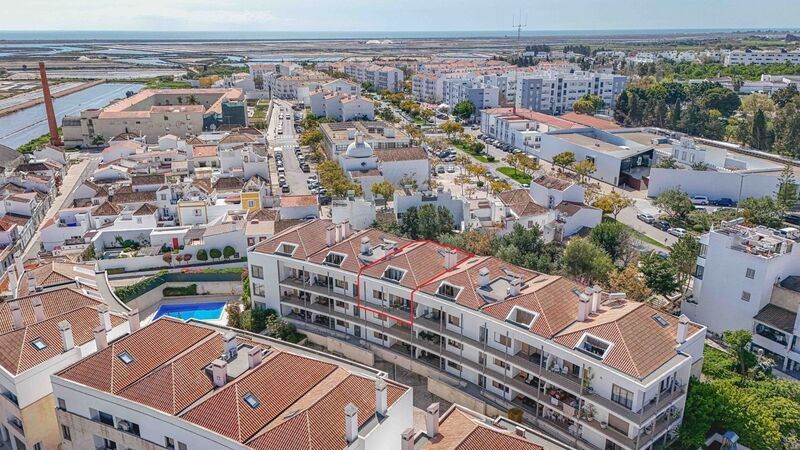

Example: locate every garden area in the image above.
[225,272,306,344]
[114,268,243,302]
[497,166,532,184]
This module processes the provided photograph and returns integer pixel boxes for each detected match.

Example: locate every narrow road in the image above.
[267,99,311,195]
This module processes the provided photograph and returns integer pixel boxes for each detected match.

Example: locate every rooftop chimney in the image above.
[223,331,238,360]
[341,220,352,239]
[577,294,590,322]
[515,426,526,437]
[31,297,45,323]
[9,300,23,330]
[425,403,440,438]
[248,345,264,369]
[345,403,359,444]
[211,359,228,387]
[97,304,111,332]
[127,308,140,332]
[508,277,521,297]
[591,285,602,313]
[360,237,372,255]
[443,249,458,270]
[335,223,342,243]
[93,325,108,350]
[401,428,415,450]
[6,266,18,298]
[38,62,63,147]
[59,320,74,351]
[326,225,337,247]
[27,271,37,294]
[478,267,490,288]
[676,314,690,344]
[375,377,388,417]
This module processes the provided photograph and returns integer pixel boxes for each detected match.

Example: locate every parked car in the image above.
[300,164,310,172]
[691,195,709,205]
[637,213,656,224]
[776,227,800,240]
[653,220,671,231]
[711,198,735,207]
[668,227,688,238]
[319,195,331,205]
[446,165,456,173]
[785,213,800,225]
[281,185,290,193]
[436,165,445,174]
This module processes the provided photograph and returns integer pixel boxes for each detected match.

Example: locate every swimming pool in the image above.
[154,302,226,321]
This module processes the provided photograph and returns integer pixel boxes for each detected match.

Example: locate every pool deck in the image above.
[142,295,239,327]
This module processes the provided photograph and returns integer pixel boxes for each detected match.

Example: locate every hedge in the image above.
[114,269,244,302]
[163,284,198,297]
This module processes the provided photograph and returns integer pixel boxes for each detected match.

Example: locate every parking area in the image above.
[268,99,313,196]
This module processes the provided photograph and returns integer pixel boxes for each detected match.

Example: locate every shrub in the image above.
[196,249,208,261]
[114,270,169,301]
[209,248,222,260]
[223,245,236,259]
[163,284,198,297]
[225,302,243,328]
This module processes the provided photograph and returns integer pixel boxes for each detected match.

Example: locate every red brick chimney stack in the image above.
[38,62,63,147]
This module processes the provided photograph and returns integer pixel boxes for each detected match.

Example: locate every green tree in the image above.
[772,84,799,108]
[299,128,323,146]
[439,120,464,139]
[751,109,770,150]
[776,164,799,210]
[724,330,759,376]
[613,90,629,123]
[589,221,632,263]
[654,188,694,220]
[740,196,785,228]
[399,206,420,239]
[773,98,800,157]
[669,235,701,294]
[196,249,208,262]
[453,100,476,120]
[417,204,454,240]
[606,264,653,302]
[371,180,395,206]
[561,237,614,285]
[572,160,596,184]
[655,156,678,169]
[223,246,236,259]
[209,248,222,260]
[639,251,680,296]
[552,151,576,170]
[699,86,741,117]
[226,303,243,328]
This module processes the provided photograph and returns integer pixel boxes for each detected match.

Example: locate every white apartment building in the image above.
[343,63,405,93]
[480,107,582,153]
[516,72,628,115]
[309,90,375,121]
[683,219,800,377]
[0,287,132,450]
[411,74,443,103]
[441,78,500,110]
[248,219,707,450]
[51,318,413,450]
[723,49,800,66]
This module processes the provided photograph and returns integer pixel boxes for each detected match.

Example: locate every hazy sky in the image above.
[3,0,800,32]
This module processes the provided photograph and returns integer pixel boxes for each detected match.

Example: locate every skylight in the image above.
[31,338,47,351]
[243,393,260,409]
[118,351,134,365]
[437,283,461,300]
[652,314,670,328]
[276,243,297,256]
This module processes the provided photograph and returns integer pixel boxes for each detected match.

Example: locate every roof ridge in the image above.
[170,363,178,415]
[235,383,243,442]
[15,326,29,374]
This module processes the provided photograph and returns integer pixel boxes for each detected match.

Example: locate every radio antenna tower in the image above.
[512,11,527,43]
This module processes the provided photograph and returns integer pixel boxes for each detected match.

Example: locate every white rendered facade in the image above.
[516,72,628,115]
[723,49,800,66]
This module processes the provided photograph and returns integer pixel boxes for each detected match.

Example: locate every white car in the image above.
[637,213,655,224]
[668,227,688,238]
[446,165,456,173]
[691,196,709,205]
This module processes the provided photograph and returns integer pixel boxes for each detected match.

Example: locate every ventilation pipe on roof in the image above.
[375,377,388,417]
[361,237,372,256]
[93,325,108,350]
[425,403,440,438]
[59,320,74,352]
[248,345,263,369]
[31,297,45,323]
[344,403,359,444]
[478,267,490,288]
[9,300,23,330]
[591,285,602,313]
[6,266,17,298]
[577,293,590,322]
[401,428,416,450]
[127,308,140,332]
[211,359,227,387]
[676,314,690,344]
[326,225,337,247]
[97,304,112,332]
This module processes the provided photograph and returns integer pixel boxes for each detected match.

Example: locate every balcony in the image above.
[280,277,354,302]
[6,417,23,435]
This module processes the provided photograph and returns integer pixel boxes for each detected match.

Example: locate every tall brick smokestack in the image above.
[38,62,63,147]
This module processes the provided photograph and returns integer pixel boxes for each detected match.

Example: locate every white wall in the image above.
[647,168,780,200]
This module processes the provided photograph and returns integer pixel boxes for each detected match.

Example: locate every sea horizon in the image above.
[0,28,798,42]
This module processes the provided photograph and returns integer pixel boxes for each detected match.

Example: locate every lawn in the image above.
[452,141,490,163]
[497,167,531,184]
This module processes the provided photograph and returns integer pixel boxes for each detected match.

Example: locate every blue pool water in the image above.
[154,302,226,321]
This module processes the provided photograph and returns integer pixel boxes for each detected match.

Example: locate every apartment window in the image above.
[178,443,187,450]
[447,339,463,350]
[495,333,511,347]
[98,411,114,426]
[494,359,509,370]
[252,283,265,297]
[251,265,264,280]
[437,283,461,300]
[741,291,751,302]
[373,290,384,300]
[277,243,297,256]
[34,444,41,450]
[335,279,347,289]
[335,300,346,308]
[611,384,634,409]
[193,209,202,216]
[491,380,509,393]
[447,360,462,371]
[336,319,349,328]
[247,200,256,208]
[372,312,386,321]
[57,397,66,410]
[745,268,756,279]
[447,315,461,328]
[373,331,387,341]
[61,425,71,441]
[165,437,176,449]
[694,265,704,280]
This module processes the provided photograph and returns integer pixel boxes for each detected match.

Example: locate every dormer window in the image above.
[577,334,613,359]
[31,338,47,351]
[243,393,260,409]
[506,306,538,329]
[437,283,461,301]
[276,243,297,256]
[324,252,346,267]
[383,267,405,283]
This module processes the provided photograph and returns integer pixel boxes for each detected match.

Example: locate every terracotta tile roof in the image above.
[58,318,214,394]
[423,407,543,450]
[133,203,159,216]
[556,201,596,217]
[308,229,411,274]
[219,133,258,145]
[247,208,279,222]
[17,262,96,294]
[280,195,318,208]
[192,178,213,194]
[497,189,549,217]
[375,147,428,162]
[131,174,165,186]
[532,175,572,191]
[112,190,157,204]
[360,241,471,290]
[1,214,29,226]
[214,177,245,192]
[92,201,122,216]
[0,219,17,232]
[560,112,621,130]
[192,145,219,159]
[254,220,332,261]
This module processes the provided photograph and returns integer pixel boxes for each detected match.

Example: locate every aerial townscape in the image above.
[1,2,800,450]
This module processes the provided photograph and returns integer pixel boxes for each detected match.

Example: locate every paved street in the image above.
[267,99,311,195]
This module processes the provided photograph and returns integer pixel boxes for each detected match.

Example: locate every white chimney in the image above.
[478,267,490,288]
[31,297,45,323]
[9,300,23,330]
[375,377,388,417]
[326,225,337,247]
[508,277,521,296]
[591,285,602,313]
[345,403,359,444]
[6,266,17,298]
[443,250,458,270]
[515,426,526,437]
[401,428,415,450]
[211,359,228,387]
[361,237,372,255]
[59,320,74,351]
[93,325,108,350]
[577,294,590,322]
[127,308,140,332]
[248,345,263,369]
[13,252,23,284]
[676,314,690,344]
[335,223,342,243]
[223,331,237,359]
[342,220,352,238]
[425,403,440,438]
[27,271,37,294]
[97,304,111,332]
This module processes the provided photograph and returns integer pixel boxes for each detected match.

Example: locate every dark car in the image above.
[653,220,671,231]
[712,198,736,207]
[785,213,800,226]
[300,163,310,173]
[318,195,331,205]
[281,185,290,193]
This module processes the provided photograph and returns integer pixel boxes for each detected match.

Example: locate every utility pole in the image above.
[512,11,527,43]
